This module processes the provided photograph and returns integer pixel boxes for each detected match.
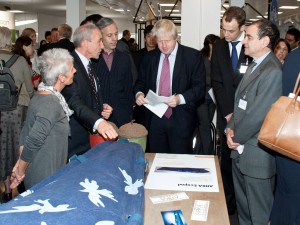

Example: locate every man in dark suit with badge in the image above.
[226,19,281,224]
[211,6,251,215]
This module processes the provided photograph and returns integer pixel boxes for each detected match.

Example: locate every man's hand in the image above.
[135,93,149,106]
[225,113,233,123]
[226,128,240,150]
[164,95,180,108]
[101,104,112,119]
[97,120,118,140]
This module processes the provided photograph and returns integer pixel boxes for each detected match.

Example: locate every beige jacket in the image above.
[0,50,34,106]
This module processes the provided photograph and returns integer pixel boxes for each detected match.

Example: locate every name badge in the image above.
[239,63,248,74]
[238,99,247,110]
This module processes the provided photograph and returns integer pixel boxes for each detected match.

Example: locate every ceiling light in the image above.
[114,9,124,12]
[15,19,37,26]
[284,18,294,24]
[223,4,229,7]
[165,9,179,12]
[278,12,283,14]
[279,6,299,9]
[159,4,175,7]
[257,16,262,18]
[249,19,259,21]
[170,14,181,16]
[9,10,24,13]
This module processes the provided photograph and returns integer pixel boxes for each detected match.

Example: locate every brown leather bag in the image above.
[258,73,300,162]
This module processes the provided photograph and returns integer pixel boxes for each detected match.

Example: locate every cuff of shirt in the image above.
[178,94,185,105]
[93,118,104,132]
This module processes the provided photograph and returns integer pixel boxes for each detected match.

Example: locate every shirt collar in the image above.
[75,49,90,72]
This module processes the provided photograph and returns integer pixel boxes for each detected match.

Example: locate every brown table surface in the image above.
[144,153,230,225]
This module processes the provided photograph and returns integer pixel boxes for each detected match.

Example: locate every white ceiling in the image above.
[0,0,300,24]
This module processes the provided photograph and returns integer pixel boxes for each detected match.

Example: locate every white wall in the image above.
[15,13,64,48]
[37,14,65,44]
[181,0,220,50]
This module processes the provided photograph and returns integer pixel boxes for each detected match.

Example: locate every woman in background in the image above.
[194,34,220,155]
[0,26,34,202]
[10,48,76,190]
[13,36,41,89]
[274,38,291,64]
[21,28,40,75]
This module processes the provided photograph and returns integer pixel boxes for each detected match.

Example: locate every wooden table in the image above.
[144,153,230,225]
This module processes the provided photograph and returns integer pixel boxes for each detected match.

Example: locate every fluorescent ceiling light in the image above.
[165,9,179,12]
[265,11,282,14]
[257,15,263,18]
[15,19,37,26]
[249,18,259,21]
[223,4,229,7]
[279,6,299,9]
[9,10,24,13]
[159,4,175,7]
[170,14,181,16]
[114,9,124,12]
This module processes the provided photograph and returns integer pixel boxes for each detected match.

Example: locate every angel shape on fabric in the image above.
[79,178,118,208]
[0,199,75,214]
[118,167,144,195]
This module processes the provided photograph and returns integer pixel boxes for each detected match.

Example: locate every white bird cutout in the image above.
[118,167,144,195]
[79,178,118,208]
[0,199,75,214]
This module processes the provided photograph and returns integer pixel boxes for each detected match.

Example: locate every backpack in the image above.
[0,54,20,111]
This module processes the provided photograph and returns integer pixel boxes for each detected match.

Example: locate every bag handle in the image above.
[287,86,300,113]
[293,72,300,94]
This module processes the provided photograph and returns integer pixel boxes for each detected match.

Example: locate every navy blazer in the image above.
[62,51,103,157]
[94,50,134,127]
[134,43,206,135]
[211,38,251,118]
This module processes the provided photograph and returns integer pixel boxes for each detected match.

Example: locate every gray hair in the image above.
[152,19,178,39]
[73,23,99,48]
[0,26,12,49]
[96,17,115,31]
[39,48,74,86]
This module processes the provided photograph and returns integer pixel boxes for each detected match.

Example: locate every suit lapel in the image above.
[237,52,274,94]
[151,49,160,91]
[172,44,183,92]
[72,51,90,84]
[221,40,234,75]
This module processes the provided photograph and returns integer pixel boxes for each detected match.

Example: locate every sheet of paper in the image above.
[191,200,210,221]
[143,90,169,118]
[144,103,168,118]
[145,154,219,192]
[150,192,189,204]
[145,90,170,105]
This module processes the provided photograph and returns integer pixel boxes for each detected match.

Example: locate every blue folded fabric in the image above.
[0,142,145,225]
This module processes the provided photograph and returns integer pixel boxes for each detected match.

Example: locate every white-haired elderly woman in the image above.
[10,48,76,190]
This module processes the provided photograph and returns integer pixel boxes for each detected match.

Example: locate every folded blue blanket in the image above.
[0,141,145,225]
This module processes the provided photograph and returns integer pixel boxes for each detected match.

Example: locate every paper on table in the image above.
[143,90,169,118]
[145,154,219,192]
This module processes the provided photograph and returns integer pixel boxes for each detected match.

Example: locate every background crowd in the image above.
[1,6,300,225]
